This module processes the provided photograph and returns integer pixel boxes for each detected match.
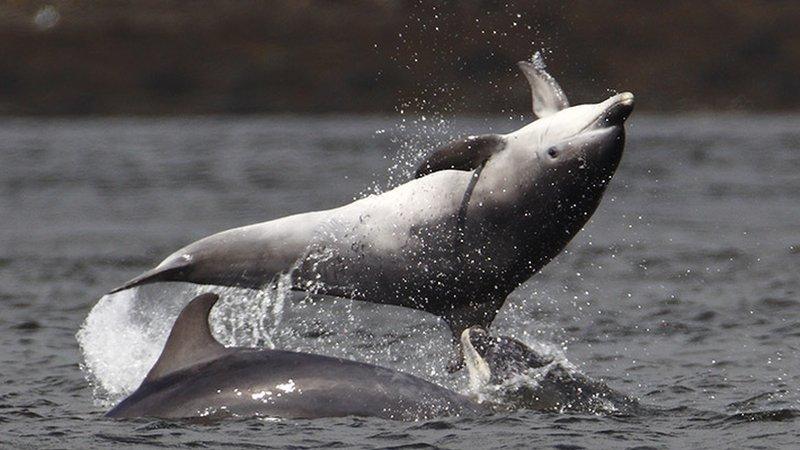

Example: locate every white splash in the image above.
[76,289,171,405]
[76,278,290,406]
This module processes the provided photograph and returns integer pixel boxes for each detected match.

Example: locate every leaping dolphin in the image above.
[106,293,487,420]
[109,55,634,367]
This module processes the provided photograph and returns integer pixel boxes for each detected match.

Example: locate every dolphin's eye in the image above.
[547,147,559,159]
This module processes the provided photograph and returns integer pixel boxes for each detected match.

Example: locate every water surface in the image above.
[1,114,799,448]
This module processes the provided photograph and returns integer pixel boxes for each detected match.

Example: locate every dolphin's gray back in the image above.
[106,349,484,420]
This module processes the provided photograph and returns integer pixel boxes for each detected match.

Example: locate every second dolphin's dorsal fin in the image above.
[517,52,569,118]
[143,293,228,383]
[414,134,505,179]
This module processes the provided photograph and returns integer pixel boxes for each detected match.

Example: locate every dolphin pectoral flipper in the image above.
[143,293,229,383]
[414,134,505,179]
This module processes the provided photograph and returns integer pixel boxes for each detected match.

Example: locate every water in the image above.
[2,114,799,448]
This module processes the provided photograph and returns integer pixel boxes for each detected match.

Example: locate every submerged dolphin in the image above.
[109,55,634,363]
[461,327,638,413]
[107,293,486,420]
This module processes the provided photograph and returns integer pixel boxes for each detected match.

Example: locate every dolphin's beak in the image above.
[599,92,635,126]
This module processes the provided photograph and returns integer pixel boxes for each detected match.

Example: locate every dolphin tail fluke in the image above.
[108,258,191,294]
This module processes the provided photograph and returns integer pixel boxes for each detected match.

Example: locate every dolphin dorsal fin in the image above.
[517,52,569,118]
[143,293,228,382]
[414,134,505,178]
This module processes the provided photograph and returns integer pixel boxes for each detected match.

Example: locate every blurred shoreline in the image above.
[2,1,799,116]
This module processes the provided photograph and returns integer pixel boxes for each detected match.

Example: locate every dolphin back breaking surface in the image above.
[106,293,486,420]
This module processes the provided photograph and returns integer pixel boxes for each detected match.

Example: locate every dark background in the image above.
[1,0,799,115]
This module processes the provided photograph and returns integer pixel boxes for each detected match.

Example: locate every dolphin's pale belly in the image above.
[183,170,498,301]
[293,170,514,310]
[107,350,484,420]
[165,167,570,323]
